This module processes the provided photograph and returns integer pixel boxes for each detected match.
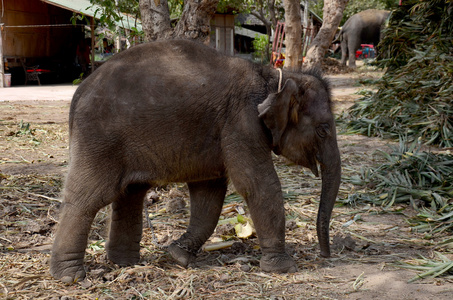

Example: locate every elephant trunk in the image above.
[317,141,341,258]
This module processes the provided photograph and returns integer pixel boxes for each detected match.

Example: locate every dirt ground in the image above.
[1,66,452,299]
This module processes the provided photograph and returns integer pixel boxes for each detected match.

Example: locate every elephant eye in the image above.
[316,123,331,138]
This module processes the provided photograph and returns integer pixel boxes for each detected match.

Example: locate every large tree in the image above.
[282,0,349,70]
[304,0,349,69]
[138,0,172,41]
[246,0,283,62]
[282,0,303,70]
[139,0,219,42]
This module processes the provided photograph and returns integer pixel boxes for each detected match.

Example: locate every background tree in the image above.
[247,0,284,62]
[138,0,172,41]
[310,0,398,25]
[304,0,349,69]
[89,0,142,46]
[139,0,219,42]
[282,0,303,70]
[340,0,397,24]
[282,0,349,70]
[343,0,453,147]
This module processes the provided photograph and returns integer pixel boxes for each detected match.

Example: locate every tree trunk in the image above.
[282,0,302,71]
[304,0,349,69]
[139,0,218,43]
[251,1,275,63]
[171,0,219,43]
[139,0,172,42]
[268,0,278,28]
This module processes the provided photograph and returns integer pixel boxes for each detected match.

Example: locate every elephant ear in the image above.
[258,79,300,149]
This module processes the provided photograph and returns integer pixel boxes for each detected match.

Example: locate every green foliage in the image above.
[341,0,398,25]
[10,121,41,145]
[73,73,84,85]
[89,0,143,43]
[88,240,106,252]
[311,0,398,24]
[16,121,35,136]
[252,34,270,63]
[168,0,184,18]
[309,0,324,19]
[394,252,453,282]
[343,140,453,234]
[341,0,453,147]
[377,1,453,69]
[217,0,247,14]
[88,0,284,40]
[71,13,90,26]
[90,0,140,26]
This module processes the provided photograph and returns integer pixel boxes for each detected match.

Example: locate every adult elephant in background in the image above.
[339,9,390,67]
[50,39,341,283]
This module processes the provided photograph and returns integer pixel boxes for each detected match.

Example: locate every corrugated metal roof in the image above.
[41,0,98,17]
[235,26,266,39]
[41,0,141,30]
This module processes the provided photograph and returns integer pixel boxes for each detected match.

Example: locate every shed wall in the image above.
[1,0,80,59]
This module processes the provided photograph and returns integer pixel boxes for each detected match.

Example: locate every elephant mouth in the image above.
[293,153,319,177]
[309,160,320,177]
[301,154,319,177]
[281,148,320,177]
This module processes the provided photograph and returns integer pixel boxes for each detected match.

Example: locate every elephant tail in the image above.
[332,28,343,44]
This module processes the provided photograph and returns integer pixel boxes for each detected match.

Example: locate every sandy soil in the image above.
[0,66,451,299]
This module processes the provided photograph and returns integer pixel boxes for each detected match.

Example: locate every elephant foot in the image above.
[50,256,86,284]
[320,248,331,258]
[107,251,140,266]
[167,241,196,268]
[260,253,298,273]
[106,244,141,266]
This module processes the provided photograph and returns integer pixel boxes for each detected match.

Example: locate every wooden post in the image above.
[91,17,95,74]
[0,24,4,88]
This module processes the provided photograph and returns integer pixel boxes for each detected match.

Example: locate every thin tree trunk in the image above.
[304,0,349,69]
[139,0,172,42]
[251,2,274,63]
[268,0,278,28]
[171,0,219,43]
[266,0,278,63]
[282,0,302,71]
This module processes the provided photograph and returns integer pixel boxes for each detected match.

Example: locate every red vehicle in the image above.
[356,44,375,59]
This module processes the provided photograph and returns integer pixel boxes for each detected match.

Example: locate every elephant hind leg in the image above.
[50,202,95,283]
[348,41,358,68]
[340,39,348,66]
[106,183,150,266]
[50,174,121,283]
[168,178,227,267]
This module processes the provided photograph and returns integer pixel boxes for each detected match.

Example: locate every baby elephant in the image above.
[50,39,341,283]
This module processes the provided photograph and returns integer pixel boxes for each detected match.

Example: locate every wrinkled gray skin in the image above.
[50,39,341,283]
[339,9,390,67]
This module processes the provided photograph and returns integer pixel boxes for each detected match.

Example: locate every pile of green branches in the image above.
[344,140,453,234]
[394,252,453,282]
[341,0,453,147]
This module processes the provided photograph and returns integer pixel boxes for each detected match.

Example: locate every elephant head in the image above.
[258,75,341,257]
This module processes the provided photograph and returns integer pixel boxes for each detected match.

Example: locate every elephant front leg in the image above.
[168,178,227,267]
[228,161,297,273]
[106,187,147,266]
[246,185,297,273]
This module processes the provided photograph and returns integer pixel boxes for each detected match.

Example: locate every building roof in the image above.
[236,14,264,27]
[301,3,323,24]
[235,26,267,39]
[41,0,141,30]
